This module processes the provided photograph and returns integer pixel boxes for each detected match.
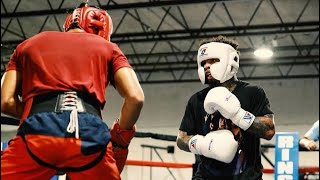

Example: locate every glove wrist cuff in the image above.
[189,135,204,155]
[232,109,255,130]
[110,119,136,147]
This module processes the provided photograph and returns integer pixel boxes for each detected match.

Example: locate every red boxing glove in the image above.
[110,119,136,173]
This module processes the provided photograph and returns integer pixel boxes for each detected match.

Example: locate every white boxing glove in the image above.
[189,130,238,163]
[204,86,255,130]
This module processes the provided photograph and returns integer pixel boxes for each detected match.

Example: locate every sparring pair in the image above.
[1,3,144,180]
[177,36,276,179]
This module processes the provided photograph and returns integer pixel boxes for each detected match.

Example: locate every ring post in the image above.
[275,132,299,180]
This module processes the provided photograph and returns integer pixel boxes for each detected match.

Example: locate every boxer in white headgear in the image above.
[197,42,239,85]
[176,36,275,179]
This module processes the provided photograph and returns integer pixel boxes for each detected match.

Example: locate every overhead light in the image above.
[254,47,273,59]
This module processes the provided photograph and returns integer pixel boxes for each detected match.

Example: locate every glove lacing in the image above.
[61,92,80,139]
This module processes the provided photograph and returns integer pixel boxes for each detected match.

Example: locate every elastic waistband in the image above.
[28,91,101,117]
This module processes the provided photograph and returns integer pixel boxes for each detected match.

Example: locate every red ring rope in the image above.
[126,160,319,174]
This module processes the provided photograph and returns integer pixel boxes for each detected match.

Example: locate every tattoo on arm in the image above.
[176,131,193,152]
[246,114,275,140]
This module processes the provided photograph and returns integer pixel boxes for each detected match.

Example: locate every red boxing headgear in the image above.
[63,4,113,41]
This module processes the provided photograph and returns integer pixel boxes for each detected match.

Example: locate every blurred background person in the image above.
[299,120,319,151]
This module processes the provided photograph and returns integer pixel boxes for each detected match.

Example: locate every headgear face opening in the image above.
[197,42,239,84]
[63,4,113,41]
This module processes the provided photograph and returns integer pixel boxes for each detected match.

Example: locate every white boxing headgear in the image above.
[197,42,239,84]
[63,3,113,41]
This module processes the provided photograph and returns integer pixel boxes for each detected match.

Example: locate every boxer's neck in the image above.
[67,28,85,33]
[222,79,237,92]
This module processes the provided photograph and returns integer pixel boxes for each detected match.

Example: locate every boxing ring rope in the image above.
[1,116,19,126]
[1,116,319,179]
[126,160,192,168]
[125,160,319,174]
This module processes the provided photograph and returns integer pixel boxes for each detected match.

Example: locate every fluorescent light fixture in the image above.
[254,47,273,59]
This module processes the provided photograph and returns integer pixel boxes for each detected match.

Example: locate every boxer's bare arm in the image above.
[176,131,193,152]
[114,67,144,130]
[246,114,275,140]
[1,71,23,117]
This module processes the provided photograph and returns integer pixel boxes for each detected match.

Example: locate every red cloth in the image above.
[1,136,120,180]
[6,31,131,110]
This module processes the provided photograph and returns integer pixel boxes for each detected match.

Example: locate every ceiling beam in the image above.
[1,22,318,46]
[134,60,319,72]
[112,28,319,43]
[137,75,319,84]
[112,21,318,38]
[125,46,319,58]
[1,0,226,18]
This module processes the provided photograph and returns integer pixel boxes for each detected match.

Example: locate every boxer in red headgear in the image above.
[63,3,113,41]
[64,2,137,174]
[1,2,144,180]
